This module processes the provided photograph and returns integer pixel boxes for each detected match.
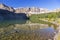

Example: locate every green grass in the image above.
[29,13,60,30]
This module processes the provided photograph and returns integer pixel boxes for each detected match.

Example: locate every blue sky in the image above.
[0,0,60,10]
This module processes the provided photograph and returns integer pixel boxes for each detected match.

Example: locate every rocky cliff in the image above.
[0,3,49,14]
[0,3,28,20]
[0,3,15,12]
[15,7,40,13]
[15,7,49,14]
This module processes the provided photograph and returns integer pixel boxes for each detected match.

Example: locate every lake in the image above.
[0,19,56,40]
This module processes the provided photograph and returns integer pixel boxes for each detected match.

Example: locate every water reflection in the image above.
[0,19,27,28]
[0,20,56,40]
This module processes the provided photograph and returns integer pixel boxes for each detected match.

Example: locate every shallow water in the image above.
[0,20,56,40]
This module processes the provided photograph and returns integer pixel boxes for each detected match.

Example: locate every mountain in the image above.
[15,7,49,14]
[0,3,28,21]
[0,3,51,14]
[0,3,60,14]
[15,7,40,13]
[51,8,60,12]
[0,3,15,12]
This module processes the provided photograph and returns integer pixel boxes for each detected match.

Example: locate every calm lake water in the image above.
[0,20,56,40]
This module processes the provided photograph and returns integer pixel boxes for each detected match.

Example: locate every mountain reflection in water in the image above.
[0,20,56,40]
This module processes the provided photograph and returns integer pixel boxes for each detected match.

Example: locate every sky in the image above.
[0,0,60,10]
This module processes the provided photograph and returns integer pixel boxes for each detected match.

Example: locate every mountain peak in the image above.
[0,3,15,12]
[0,3,8,7]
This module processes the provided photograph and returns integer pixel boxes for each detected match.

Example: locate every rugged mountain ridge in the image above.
[15,7,49,13]
[0,3,15,12]
[0,3,49,13]
[0,4,28,20]
[0,3,60,14]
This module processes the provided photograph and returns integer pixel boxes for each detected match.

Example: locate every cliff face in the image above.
[0,3,49,14]
[0,9,15,19]
[0,3,28,20]
[15,7,40,13]
[1,3,60,14]
[0,3,15,12]
[0,9,28,20]
[15,7,48,13]
[15,7,30,13]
